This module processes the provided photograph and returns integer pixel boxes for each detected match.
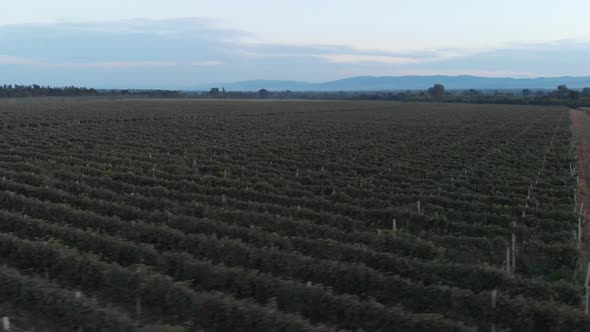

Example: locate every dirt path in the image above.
[570,109,590,245]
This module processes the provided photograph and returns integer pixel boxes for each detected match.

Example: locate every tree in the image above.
[582,87,590,97]
[556,85,569,98]
[428,84,445,100]
[258,89,269,98]
[569,90,581,99]
[209,88,220,96]
[522,89,532,97]
[463,89,480,97]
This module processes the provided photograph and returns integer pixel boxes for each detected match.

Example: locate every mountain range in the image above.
[200,75,590,92]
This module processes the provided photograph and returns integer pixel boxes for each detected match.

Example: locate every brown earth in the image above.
[570,109,590,244]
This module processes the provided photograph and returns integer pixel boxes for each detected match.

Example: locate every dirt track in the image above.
[570,109,590,244]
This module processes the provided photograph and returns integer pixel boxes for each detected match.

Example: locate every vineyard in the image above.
[0,98,587,331]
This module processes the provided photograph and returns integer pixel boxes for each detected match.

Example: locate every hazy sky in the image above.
[2,0,590,88]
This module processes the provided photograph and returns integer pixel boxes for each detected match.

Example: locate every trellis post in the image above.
[505,247,511,275]
[136,295,142,319]
[585,262,590,315]
[511,234,516,273]
[2,317,9,331]
[491,289,497,308]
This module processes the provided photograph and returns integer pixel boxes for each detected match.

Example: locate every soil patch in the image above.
[570,109,590,243]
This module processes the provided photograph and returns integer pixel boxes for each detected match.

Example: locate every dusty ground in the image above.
[570,109,590,243]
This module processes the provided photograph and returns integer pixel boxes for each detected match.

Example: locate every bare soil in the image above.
[570,109,590,243]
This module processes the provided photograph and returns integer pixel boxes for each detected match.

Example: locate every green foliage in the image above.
[0,100,584,331]
[428,84,446,99]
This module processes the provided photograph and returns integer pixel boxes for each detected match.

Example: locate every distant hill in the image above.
[200,75,590,92]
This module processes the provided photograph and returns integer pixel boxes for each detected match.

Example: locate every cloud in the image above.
[1,18,590,88]
[319,54,431,65]
[403,40,590,77]
[233,40,440,58]
[191,61,223,66]
[50,61,177,69]
[0,55,39,65]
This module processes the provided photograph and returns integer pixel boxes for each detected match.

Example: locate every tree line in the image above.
[204,85,590,107]
[0,84,98,97]
[353,84,590,107]
[0,85,182,98]
[3,83,590,108]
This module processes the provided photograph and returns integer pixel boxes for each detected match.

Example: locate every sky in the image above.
[1,0,590,88]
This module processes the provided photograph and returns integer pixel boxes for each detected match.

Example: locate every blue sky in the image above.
[1,0,590,88]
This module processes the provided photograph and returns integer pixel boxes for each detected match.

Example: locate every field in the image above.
[0,98,587,331]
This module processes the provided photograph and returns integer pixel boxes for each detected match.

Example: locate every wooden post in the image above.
[579,215,583,248]
[491,289,497,309]
[136,295,142,319]
[505,247,511,275]
[527,187,531,200]
[585,262,590,315]
[511,234,516,273]
[2,316,9,331]
[392,218,397,232]
[417,201,421,214]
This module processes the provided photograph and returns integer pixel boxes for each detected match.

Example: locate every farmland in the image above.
[0,98,587,331]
